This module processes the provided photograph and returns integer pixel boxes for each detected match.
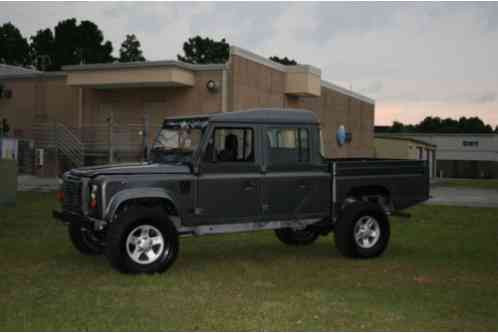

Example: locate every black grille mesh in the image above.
[63,177,82,212]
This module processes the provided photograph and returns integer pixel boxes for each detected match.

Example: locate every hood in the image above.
[70,162,191,178]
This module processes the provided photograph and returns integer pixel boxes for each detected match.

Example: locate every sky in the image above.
[1,2,498,126]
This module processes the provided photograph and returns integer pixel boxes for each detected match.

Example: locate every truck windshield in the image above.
[150,119,207,164]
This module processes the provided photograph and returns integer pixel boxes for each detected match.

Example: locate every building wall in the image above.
[229,54,375,158]
[43,76,80,127]
[81,70,223,128]
[374,137,437,177]
[438,160,498,179]
[229,54,286,111]
[374,137,436,160]
[0,78,38,139]
[288,87,375,158]
[387,133,498,162]
[374,137,410,159]
[0,76,79,138]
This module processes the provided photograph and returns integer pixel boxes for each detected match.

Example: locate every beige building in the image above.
[0,47,375,176]
[375,135,437,177]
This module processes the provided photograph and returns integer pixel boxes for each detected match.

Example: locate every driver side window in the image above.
[204,127,254,163]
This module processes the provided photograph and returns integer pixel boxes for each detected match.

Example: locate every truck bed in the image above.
[327,158,430,211]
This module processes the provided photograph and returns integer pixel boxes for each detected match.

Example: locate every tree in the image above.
[30,28,56,70]
[457,116,493,133]
[383,116,495,134]
[30,18,115,71]
[269,56,297,65]
[52,18,80,69]
[417,116,442,133]
[177,36,229,64]
[0,22,31,66]
[76,20,114,64]
[390,121,405,133]
[439,118,459,133]
[119,34,145,62]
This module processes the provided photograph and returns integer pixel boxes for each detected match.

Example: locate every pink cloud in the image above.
[376,101,498,127]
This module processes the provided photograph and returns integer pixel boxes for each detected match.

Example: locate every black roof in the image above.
[210,108,319,124]
[162,108,319,126]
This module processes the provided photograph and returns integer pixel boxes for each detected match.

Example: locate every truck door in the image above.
[261,126,329,221]
[196,124,262,225]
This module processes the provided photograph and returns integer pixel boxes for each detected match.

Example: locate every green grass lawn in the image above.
[436,178,498,190]
[1,192,498,331]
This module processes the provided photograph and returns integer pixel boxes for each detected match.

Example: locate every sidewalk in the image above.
[17,175,60,192]
[427,186,498,208]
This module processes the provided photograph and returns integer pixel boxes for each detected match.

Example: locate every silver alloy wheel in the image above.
[126,225,166,265]
[353,216,381,249]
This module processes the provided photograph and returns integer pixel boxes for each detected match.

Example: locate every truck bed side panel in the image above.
[331,160,430,210]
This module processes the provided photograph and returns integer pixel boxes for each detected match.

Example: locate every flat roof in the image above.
[375,135,437,147]
[63,60,225,72]
[0,64,65,80]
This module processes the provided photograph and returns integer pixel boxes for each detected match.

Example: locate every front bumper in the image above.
[53,209,106,230]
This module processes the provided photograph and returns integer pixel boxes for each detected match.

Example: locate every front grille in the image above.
[63,176,82,213]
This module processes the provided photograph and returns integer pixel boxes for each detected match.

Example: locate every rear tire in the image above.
[105,205,179,274]
[275,228,319,246]
[334,201,390,258]
[68,220,104,255]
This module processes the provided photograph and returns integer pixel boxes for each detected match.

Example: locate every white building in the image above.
[377,133,498,178]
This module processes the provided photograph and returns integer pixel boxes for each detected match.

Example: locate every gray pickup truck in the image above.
[53,108,429,274]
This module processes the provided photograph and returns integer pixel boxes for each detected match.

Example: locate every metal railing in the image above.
[56,123,84,167]
[33,122,84,168]
[32,121,158,168]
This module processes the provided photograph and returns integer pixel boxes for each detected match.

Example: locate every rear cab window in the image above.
[266,127,310,166]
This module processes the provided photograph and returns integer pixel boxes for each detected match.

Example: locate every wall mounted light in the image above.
[206,80,218,92]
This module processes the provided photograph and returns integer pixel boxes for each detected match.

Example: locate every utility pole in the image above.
[143,113,149,161]
[108,113,114,164]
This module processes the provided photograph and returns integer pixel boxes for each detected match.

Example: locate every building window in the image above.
[462,140,479,147]
[267,128,310,164]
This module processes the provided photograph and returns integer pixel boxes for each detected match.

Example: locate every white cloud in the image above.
[1,2,497,125]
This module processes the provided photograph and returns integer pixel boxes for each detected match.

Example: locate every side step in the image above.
[171,218,323,236]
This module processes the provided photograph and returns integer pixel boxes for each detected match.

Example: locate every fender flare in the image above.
[104,187,178,222]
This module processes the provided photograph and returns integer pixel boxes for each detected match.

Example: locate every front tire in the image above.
[105,205,179,274]
[334,201,390,258]
[275,228,319,246]
[68,220,104,255]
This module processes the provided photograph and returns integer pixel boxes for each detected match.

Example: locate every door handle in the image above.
[298,183,307,190]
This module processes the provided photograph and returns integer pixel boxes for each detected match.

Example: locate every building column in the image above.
[77,87,83,129]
